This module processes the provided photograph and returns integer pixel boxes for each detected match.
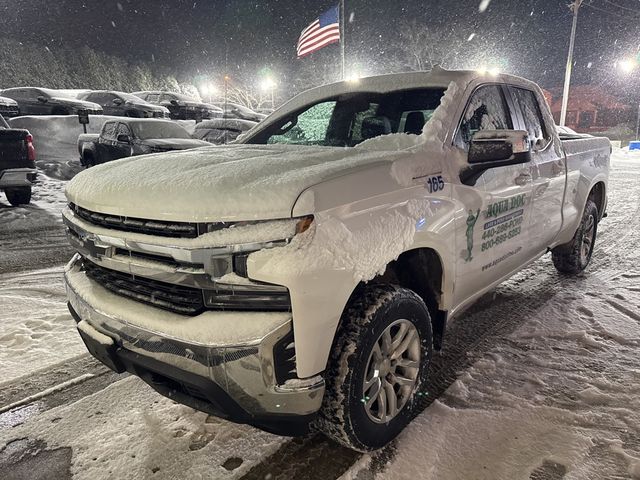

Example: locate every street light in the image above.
[259,76,276,109]
[618,58,636,74]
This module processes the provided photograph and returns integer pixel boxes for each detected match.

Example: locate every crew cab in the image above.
[0,114,37,206]
[63,68,610,452]
[0,87,103,116]
[132,91,222,121]
[77,118,209,167]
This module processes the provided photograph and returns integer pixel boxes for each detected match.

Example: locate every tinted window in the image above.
[510,87,550,148]
[102,122,117,140]
[117,123,132,137]
[248,88,445,147]
[146,94,160,102]
[455,85,513,149]
[131,121,190,139]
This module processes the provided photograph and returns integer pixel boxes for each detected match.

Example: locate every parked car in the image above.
[0,96,20,117]
[0,114,36,206]
[211,101,267,122]
[0,87,102,116]
[78,90,169,118]
[131,91,222,120]
[77,118,210,167]
[63,69,610,451]
[191,118,256,144]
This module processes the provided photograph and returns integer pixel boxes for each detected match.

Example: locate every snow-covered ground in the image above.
[0,148,639,479]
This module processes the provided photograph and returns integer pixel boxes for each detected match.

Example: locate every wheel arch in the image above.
[348,247,448,350]
[588,181,606,221]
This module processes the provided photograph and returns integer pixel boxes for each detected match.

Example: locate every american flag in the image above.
[296,5,341,58]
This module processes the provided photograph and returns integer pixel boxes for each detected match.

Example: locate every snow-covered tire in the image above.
[552,199,598,274]
[315,284,432,452]
[5,187,32,206]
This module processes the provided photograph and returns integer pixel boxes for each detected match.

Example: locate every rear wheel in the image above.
[5,187,32,206]
[552,199,598,274]
[315,284,432,451]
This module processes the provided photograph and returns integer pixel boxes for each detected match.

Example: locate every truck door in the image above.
[112,123,133,160]
[507,86,565,254]
[452,84,534,307]
[96,121,118,164]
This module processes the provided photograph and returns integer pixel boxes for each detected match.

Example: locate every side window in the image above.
[160,94,176,102]
[116,123,131,139]
[147,94,160,102]
[267,101,337,145]
[455,85,513,149]
[510,87,550,148]
[102,122,117,140]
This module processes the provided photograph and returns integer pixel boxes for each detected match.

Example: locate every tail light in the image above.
[25,134,36,162]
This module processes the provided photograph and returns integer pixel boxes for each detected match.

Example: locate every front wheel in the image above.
[552,199,598,274]
[5,187,32,206]
[315,284,432,451]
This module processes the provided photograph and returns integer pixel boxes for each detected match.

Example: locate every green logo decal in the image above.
[465,209,481,262]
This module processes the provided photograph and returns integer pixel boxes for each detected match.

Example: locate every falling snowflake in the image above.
[478,0,492,13]
[111,21,116,27]
[349,12,355,23]
[467,33,476,42]
[117,2,123,12]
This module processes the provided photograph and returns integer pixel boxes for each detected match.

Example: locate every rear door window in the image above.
[509,87,550,149]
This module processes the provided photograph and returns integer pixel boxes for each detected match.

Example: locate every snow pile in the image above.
[9,115,118,180]
[0,377,285,479]
[0,268,84,385]
[252,199,431,284]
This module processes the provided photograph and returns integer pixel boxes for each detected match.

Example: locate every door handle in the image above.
[514,173,531,186]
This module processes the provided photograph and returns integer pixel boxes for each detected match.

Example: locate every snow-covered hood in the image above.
[0,96,18,107]
[65,143,402,222]
[141,138,211,149]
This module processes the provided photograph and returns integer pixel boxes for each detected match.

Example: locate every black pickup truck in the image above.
[0,114,37,206]
[77,118,210,167]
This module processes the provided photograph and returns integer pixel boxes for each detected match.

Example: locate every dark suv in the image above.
[79,91,169,118]
[0,87,103,116]
[132,91,222,120]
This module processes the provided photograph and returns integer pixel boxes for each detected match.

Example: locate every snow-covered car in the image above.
[131,91,222,121]
[0,114,37,206]
[211,101,267,122]
[0,87,103,116]
[0,96,20,118]
[78,90,170,118]
[191,118,257,144]
[77,118,210,167]
[63,68,610,451]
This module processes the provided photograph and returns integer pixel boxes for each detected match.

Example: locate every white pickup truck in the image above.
[63,68,610,451]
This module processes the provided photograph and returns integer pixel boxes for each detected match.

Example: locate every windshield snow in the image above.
[246,88,445,147]
[131,121,191,139]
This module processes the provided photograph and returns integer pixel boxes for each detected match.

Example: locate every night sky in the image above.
[1,0,639,91]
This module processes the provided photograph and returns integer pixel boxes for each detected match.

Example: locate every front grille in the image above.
[70,203,200,238]
[82,259,205,316]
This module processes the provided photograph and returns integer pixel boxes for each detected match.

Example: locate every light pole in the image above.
[560,0,583,127]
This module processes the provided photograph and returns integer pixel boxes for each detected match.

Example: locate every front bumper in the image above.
[64,256,325,435]
[0,168,37,188]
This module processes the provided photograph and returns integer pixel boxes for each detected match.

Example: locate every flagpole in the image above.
[340,0,345,80]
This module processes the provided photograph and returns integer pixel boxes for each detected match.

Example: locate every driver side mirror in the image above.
[116,134,131,143]
[36,96,47,103]
[112,98,123,106]
[461,130,531,186]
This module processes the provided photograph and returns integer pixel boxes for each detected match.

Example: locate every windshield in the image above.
[246,88,445,147]
[131,121,190,139]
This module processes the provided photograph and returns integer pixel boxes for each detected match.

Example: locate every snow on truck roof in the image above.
[262,67,539,127]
